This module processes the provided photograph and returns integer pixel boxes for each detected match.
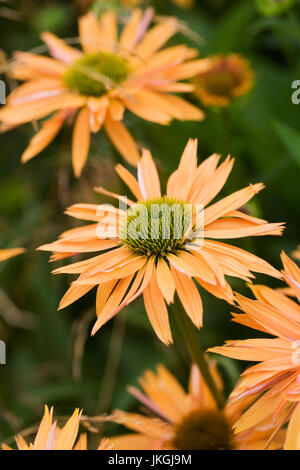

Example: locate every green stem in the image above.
[173,296,225,410]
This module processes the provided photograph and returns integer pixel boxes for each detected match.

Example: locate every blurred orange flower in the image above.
[193,54,253,107]
[108,364,284,450]
[0,8,205,176]
[210,253,300,447]
[39,139,283,344]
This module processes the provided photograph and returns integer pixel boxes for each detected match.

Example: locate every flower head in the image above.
[39,139,283,344]
[210,253,300,445]
[1,406,111,450]
[193,54,253,107]
[0,8,205,176]
[108,364,284,450]
[0,248,24,262]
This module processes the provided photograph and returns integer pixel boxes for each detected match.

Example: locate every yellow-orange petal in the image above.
[143,273,172,345]
[104,114,139,166]
[72,107,91,177]
[156,258,176,304]
[137,148,161,199]
[171,267,203,328]
[41,31,81,64]
[0,247,25,262]
[21,110,65,163]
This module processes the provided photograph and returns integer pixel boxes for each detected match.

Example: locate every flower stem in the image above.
[173,296,225,409]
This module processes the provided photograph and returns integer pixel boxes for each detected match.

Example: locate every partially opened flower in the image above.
[0,8,205,176]
[108,364,284,450]
[0,247,24,262]
[1,406,111,450]
[193,54,253,107]
[39,138,283,344]
[210,253,300,441]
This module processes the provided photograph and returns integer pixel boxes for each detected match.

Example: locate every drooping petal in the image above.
[21,110,65,163]
[143,273,172,345]
[171,267,203,328]
[156,258,176,304]
[72,106,91,177]
[104,114,139,166]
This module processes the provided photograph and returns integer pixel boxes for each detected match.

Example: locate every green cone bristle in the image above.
[63,52,129,97]
[120,196,194,258]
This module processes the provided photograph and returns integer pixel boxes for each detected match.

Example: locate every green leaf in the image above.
[272,119,300,169]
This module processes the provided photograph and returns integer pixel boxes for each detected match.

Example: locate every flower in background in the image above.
[193,54,253,107]
[0,248,24,262]
[108,363,284,450]
[0,8,205,177]
[75,0,195,15]
[2,406,111,450]
[210,253,300,448]
[39,139,283,344]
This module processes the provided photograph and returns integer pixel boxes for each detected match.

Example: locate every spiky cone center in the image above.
[120,196,194,258]
[195,57,249,98]
[63,52,130,97]
[172,410,234,450]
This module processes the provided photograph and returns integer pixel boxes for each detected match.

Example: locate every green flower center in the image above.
[172,410,234,450]
[63,52,130,97]
[120,196,194,258]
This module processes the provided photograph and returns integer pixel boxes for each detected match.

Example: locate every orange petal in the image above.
[72,107,91,177]
[115,164,143,200]
[0,247,24,262]
[104,114,139,166]
[137,148,161,199]
[143,273,172,345]
[134,18,177,60]
[167,138,198,200]
[156,258,176,304]
[171,267,203,328]
[21,110,65,163]
[41,31,81,64]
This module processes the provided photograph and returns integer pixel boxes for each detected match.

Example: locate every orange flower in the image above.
[193,54,253,107]
[0,247,24,262]
[39,138,283,344]
[2,406,111,450]
[0,8,205,177]
[210,253,300,444]
[108,364,284,450]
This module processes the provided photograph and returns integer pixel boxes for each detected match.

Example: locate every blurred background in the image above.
[1,0,300,444]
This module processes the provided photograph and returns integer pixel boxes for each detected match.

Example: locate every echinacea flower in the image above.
[39,138,283,344]
[0,8,205,177]
[210,253,300,444]
[193,54,253,107]
[0,247,24,262]
[1,406,111,450]
[107,363,284,450]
